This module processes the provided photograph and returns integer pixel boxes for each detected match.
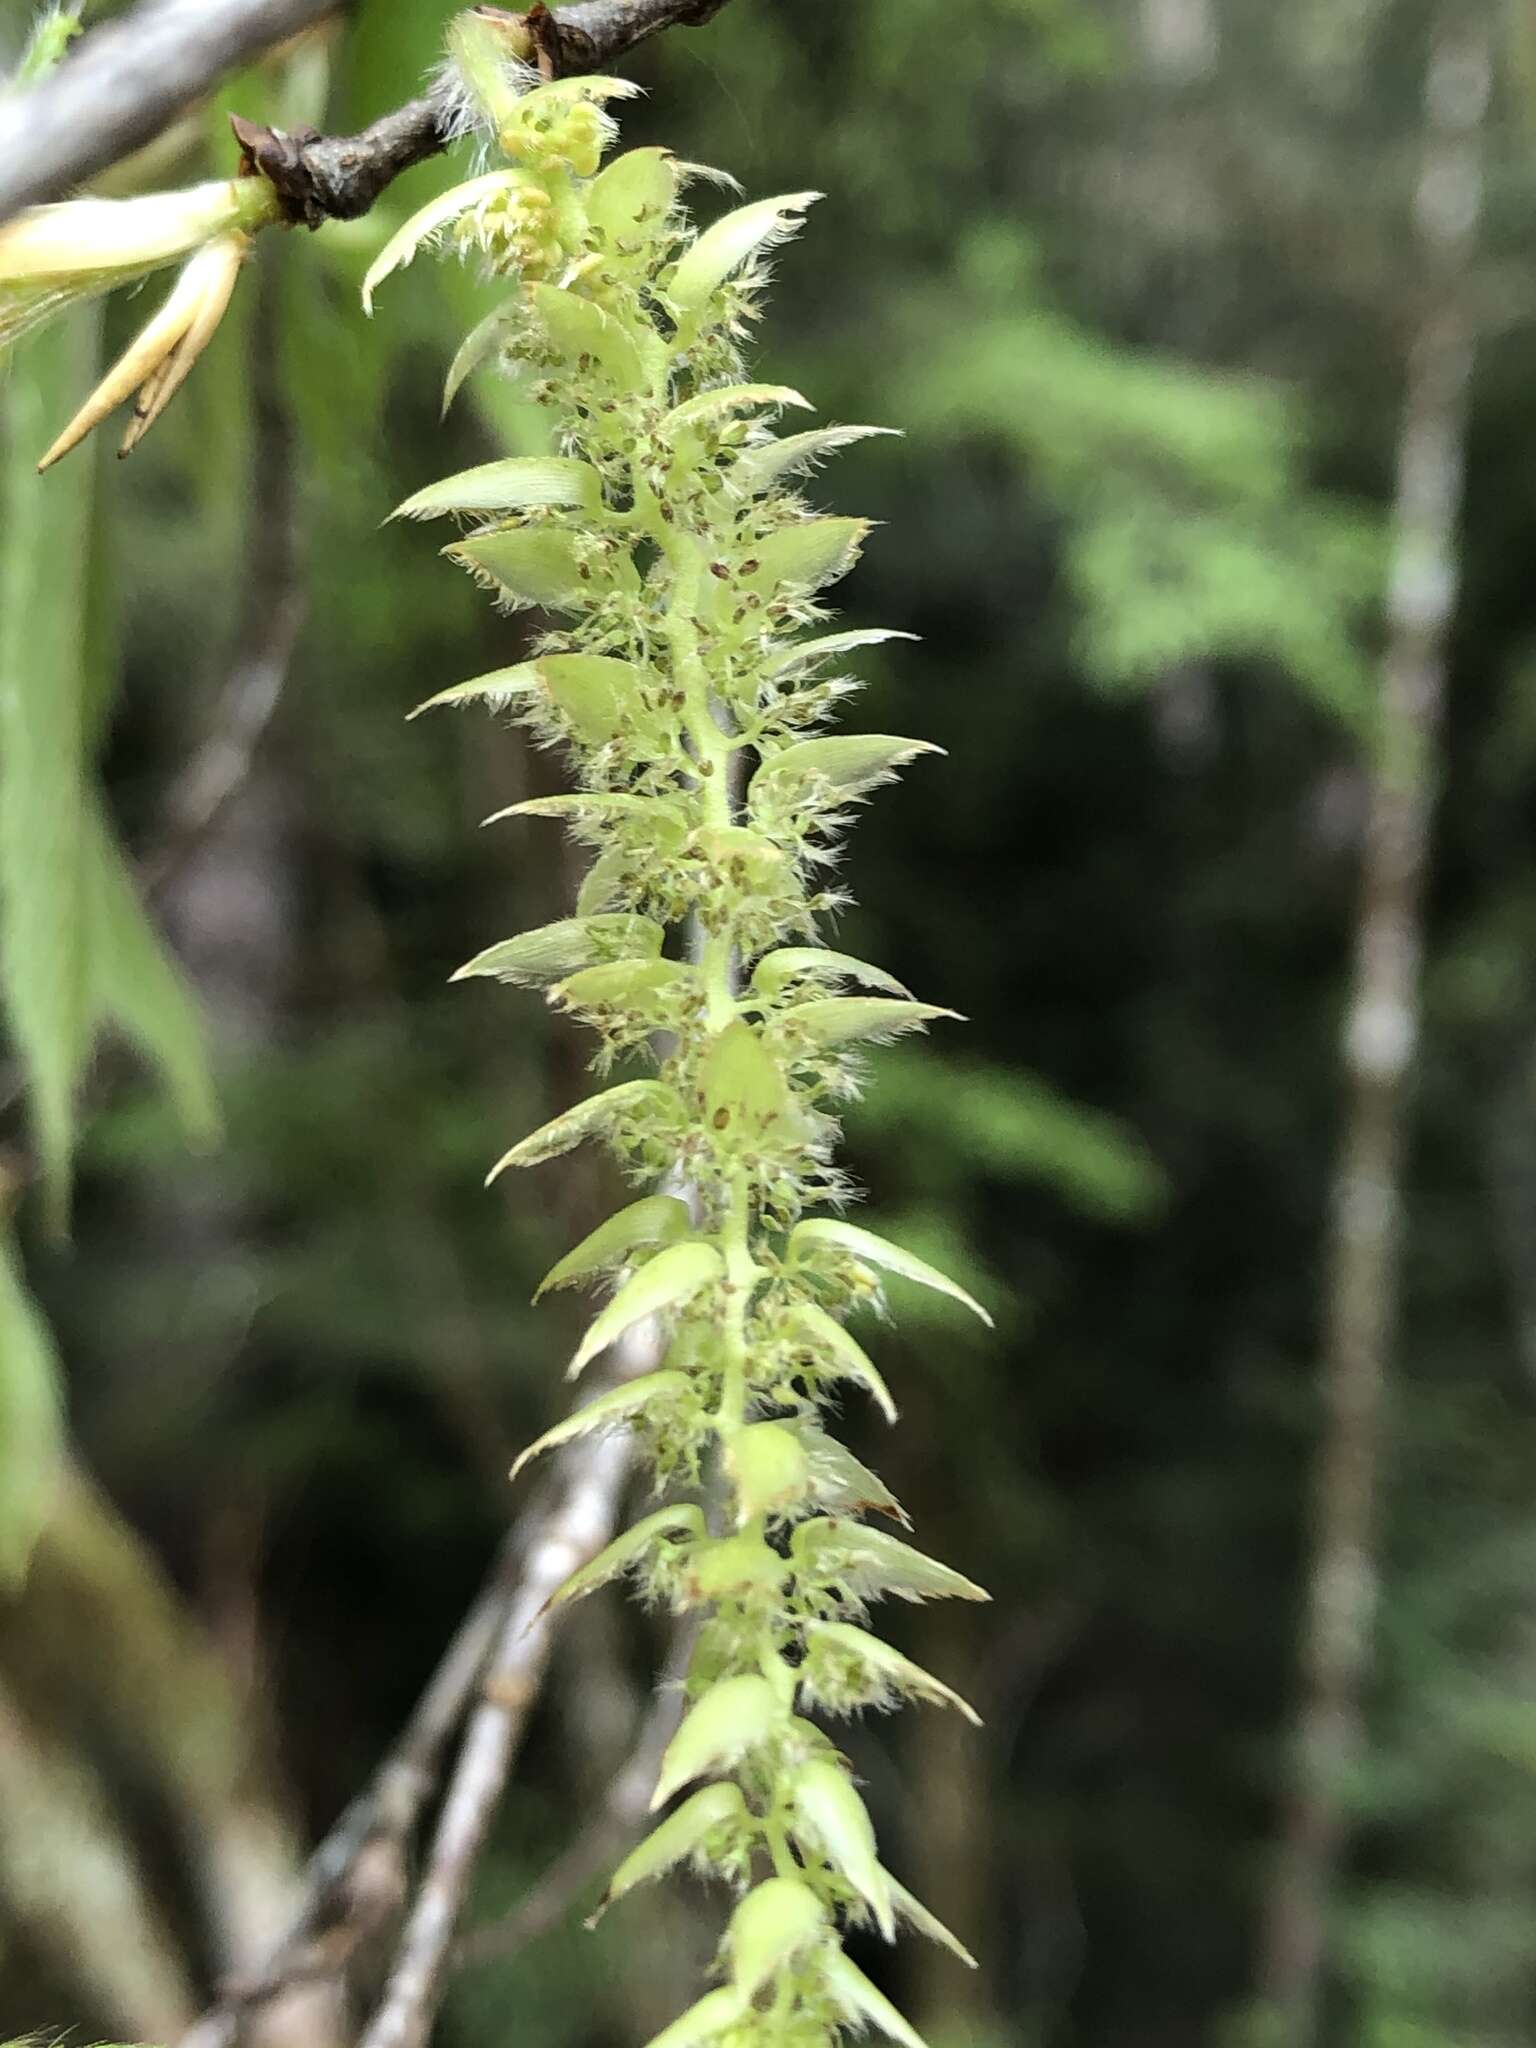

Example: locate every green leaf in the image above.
[651,1673,782,1809]
[732,425,898,497]
[538,653,652,747]
[886,1872,978,1969]
[790,1760,893,1939]
[390,457,599,521]
[670,193,821,315]
[0,313,98,1220]
[587,147,681,246]
[510,1370,689,1483]
[536,1194,693,1298]
[737,517,869,599]
[554,957,693,1016]
[727,1877,827,1997]
[408,662,541,720]
[791,1519,991,1606]
[361,171,526,312]
[598,1781,745,1919]
[442,302,522,416]
[789,1302,897,1424]
[807,1619,982,1725]
[766,628,919,680]
[821,1951,931,2048]
[798,1427,909,1526]
[545,1503,705,1614]
[782,998,959,1051]
[0,1217,63,1588]
[85,802,216,1142]
[446,528,588,611]
[699,1017,791,1141]
[752,734,942,807]
[788,1218,993,1328]
[727,1422,811,1524]
[638,1988,747,2048]
[660,384,812,441]
[454,915,664,991]
[567,1239,724,1380]
[487,1079,677,1182]
[526,283,647,390]
[751,948,910,1003]
[484,791,662,831]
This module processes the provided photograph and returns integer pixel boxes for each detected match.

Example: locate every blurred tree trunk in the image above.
[1257,14,1492,2046]
[0,1460,337,2048]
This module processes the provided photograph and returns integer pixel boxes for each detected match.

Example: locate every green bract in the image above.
[383,25,990,2045]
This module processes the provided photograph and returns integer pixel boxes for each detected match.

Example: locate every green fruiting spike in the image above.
[382,25,988,2043]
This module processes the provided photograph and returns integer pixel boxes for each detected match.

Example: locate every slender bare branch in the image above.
[453,1619,693,1969]
[0,0,736,228]
[0,0,339,224]
[356,1410,643,2048]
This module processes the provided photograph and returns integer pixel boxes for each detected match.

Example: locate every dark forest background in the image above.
[3,2,1536,2045]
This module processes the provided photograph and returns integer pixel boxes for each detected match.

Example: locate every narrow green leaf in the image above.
[442,301,521,416]
[568,1239,723,1380]
[390,456,599,521]
[454,915,664,991]
[808,1619,983,1725]
[886,1872,978,1969]
[791,1518,991,1606]
[545,1503,705,1614]
[821,1951,931,2048]
[597,1782,745,1920]
[751,948,910,1003]
[536,1194,693,1298]
[752,734,942,806]
[446,527,588,611]
[361,171,524,312]
[509,1370,689,1483]
[788,1218,993,1328]
[790,1302,897,1424]
[782,998,960,1051]
[660,384,812,441]
[733,425,898,497]
[554,957,693,1016]
[0,1217,62,1588]
[670,193,821,314]
[487,1079,677,1182]
[637,1988,747,2048]
[766,628,919,680]
[85,801,216,1141]
[408,662,540,720]
[790,1760,894,1939]
[0,312,98,1221]
[799,1427,909,1527]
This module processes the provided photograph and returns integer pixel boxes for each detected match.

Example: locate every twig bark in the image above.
[0,0,735,228]
[355,1406,643,2048]
[453,1618,694,1968]
[0,0,339,224]
[1256,15,1492,2046]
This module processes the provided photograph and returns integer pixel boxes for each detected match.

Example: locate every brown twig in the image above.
[355,1392,645,2048]
[0,0,736,228]
[453,1618,694,1969]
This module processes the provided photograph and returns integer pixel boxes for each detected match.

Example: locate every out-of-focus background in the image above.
[2,2,1535,2045]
